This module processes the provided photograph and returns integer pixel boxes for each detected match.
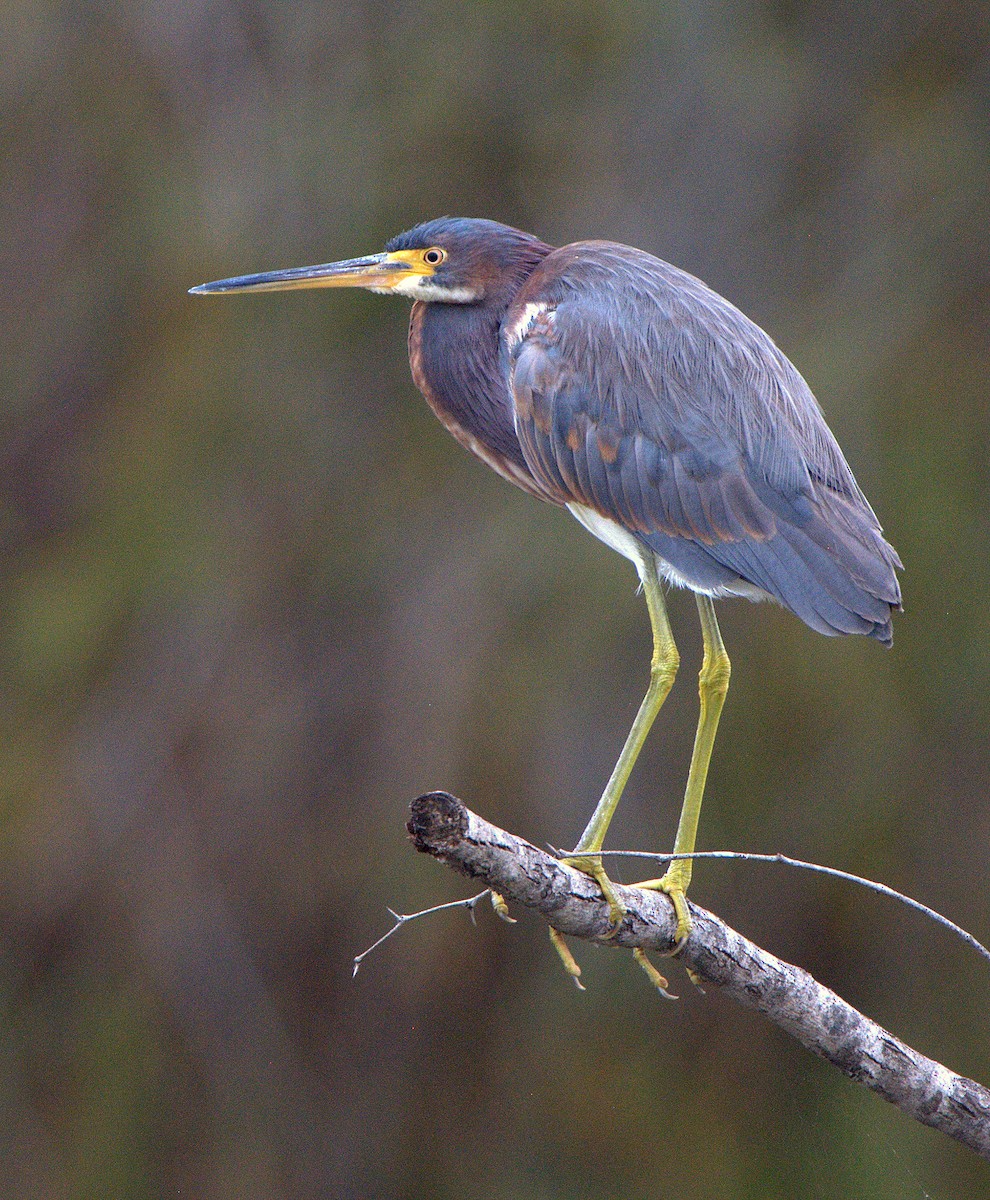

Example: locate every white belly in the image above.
[566,502,644,563]
[566,502,769,601]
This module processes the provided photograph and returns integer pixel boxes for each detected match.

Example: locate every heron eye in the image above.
[423,248,446,265]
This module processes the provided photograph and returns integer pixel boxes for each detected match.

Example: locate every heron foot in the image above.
[632,947,678,998]
[560,855,626,931]
[634,866,693,949]
[549,927,585,989]
[490,891,517,923]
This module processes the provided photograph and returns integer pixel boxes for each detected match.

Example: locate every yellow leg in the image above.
[638,593,730,944]
[563,551,679,924]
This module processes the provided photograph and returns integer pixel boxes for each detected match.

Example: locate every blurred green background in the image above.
[3,1,989,1196]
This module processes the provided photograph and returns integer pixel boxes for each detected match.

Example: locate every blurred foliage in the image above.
[2,0,990,1196]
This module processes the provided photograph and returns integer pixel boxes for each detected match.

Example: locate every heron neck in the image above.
[408,293,552,500]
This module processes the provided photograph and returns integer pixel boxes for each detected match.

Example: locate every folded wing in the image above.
[506,243,902,643]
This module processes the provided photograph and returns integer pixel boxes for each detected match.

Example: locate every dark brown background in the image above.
[3,2,989,1196]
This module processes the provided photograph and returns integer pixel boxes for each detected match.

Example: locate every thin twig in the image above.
[560,847,990,965]
[353,890,490,976]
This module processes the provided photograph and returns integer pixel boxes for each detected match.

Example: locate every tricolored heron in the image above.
[192,217,901,946]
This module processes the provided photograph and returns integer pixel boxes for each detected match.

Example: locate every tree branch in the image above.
[407,790,990,1161]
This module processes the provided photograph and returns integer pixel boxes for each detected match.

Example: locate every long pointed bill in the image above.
[189,252,423,296]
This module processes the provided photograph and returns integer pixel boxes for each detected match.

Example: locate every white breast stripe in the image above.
[504,301,553,351]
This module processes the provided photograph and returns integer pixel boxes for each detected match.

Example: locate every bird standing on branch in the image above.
[192,217,902,943]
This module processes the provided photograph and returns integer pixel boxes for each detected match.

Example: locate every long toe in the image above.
[562,855,627,932]
[635,871,693,948]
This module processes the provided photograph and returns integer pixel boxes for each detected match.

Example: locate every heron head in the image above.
[190,217,552,305]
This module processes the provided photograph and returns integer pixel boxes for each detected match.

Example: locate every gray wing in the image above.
[506,242,902,643]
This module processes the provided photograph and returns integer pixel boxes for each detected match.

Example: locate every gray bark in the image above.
[408,790,990,1161]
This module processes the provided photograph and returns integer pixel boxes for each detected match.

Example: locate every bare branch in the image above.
[407,790,990,1162]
